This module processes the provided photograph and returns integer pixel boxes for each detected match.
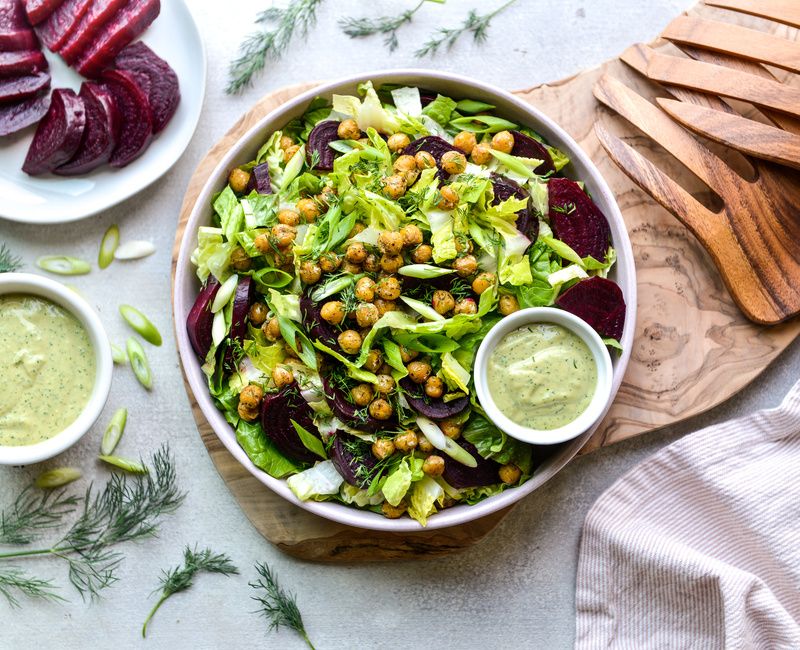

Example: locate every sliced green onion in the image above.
[211,274,238,313]
[36,255,90,276]
[98,455,148,474]
[111,343,127,365]
[455,99,496,114]
[126,337,152,390]
[114,240,156,260]
[35,467,82,489]
[416,416,477,468]
[398,264,455,279]
[119,304,162,346]
[310,273,364,302]
[400,296,445,321]
[98,224,120,269]
[211,310,227,347]
[101,408,128,456]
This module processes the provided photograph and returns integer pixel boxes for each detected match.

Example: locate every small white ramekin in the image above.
[474,308,613,445]
[0,272,113,465]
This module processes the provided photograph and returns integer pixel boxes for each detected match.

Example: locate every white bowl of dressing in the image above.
[0,273,113,466]
[474,308,613,446]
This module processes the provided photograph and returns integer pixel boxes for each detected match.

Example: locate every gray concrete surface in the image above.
[7,1,794,648]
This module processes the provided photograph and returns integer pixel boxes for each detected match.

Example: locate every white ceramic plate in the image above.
[0,0,206,224]
[173,70,638,532]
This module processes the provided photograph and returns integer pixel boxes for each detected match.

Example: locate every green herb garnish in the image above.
[0,243,22,273]
[339,0,443,51]
[0,487,78,545]
[250,562,315,649]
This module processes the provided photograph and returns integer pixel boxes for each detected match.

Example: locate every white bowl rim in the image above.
[0,272,113,465]
[474,308,613,445]
[173,68,638,532]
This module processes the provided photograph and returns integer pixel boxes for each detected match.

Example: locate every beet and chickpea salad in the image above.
[186,81,626,525]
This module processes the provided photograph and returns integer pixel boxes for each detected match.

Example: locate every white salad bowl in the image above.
[0,273,113,466]
[173,70,637,532]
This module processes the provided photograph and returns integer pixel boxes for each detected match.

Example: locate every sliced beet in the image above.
[0,0,27,28]
[101,68,152,168]
[57,0,126,62]
[261,381,322,464]
[442,440,500,488]
[330,434,377,488]
[245,162,272,194]
[223,276,253,370]
[548,177,612,262]
[186,277,220,360]
[0,89,48,135]
[73,0,161,76]
[300,293,339,350]
[399,377,469,421]
[510,130,555,175]
[55,82,120,175]
[401,135,458,164]
[24,0,61,24]
[0,49,46,76]
[22,87,84,175]
[555,276,626,341]
[0,69,48,103]
[491,173,538,241]
[35,0,91,51]
[0,29,37,49]
[305,120,339,171]
[320,371,389,433]
[114,41,178,133]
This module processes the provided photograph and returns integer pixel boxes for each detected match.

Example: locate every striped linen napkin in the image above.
[575,381,800,649]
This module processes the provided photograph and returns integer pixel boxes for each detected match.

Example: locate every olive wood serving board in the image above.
[172,4,800,561]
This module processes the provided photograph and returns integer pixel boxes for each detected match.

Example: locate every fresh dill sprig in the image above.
[0,487,79,546]
[0,568,63,608]
[142,545,238,637]
[339,0,430,52]
[0,243,22,273]
[251,562,315,650]
[415,0,518,58]
[227,0,325,95]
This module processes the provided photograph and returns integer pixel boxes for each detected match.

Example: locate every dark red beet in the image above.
[245,162,272,194]
[22,87,84,175]
[0,49,46,76]
[24,0,61,24]
[35,0,91,51]
[320,371,388,433]
[261,382,322,464]
[401,135,458,164]
[491,173,538,241]
[330,434,377,488]
[548,177,612,262]
[101,68,152,167]
[223,276,253,370]
[419,91,436,107]
[0,69,48,102]
[55,82,120,175]
[0,0,27,28]
[510,130,555,175]
[399,377,469,421]
[0,29,37,50]
[555,276,626,341]
[305,120,339,171]
[114,41,178,133]
[300,293,339,350]
[442,440,500,488]
[0,89,48,135]
[57,0,126,62]
[186,277,220,360]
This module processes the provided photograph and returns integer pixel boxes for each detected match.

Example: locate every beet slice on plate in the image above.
[0,0,27,29]
[35,0,90,51]
[305,120,339,172]
[0,49,46,76]
[22,87,85,175]
[100,68,152,167]
[73,0,161,76]
[548,177,612,262]
[299,293,339,350]
[399,377,469,421]
[24,0,62,25]
[555,276,626,341]
[510,130,555,175]
[320,370,389,434]
[401,134,459,164]
[0,28,37,49]
[114,41,178,133]
[55,82,120,175]
[491,173,537,241]
[223,276,253,370]
[0,69,49,103]
[261,381,323,464]
[330,434,377,488]
[57,0,126,63]
[186,277,220,360]
[0,88,47,135]
[245,162,272,194]
[442,440,500,488]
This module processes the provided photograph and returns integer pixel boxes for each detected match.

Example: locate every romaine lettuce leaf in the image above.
[382,457,412,506]
[332,81,400,134]
[191,227,236,282]
[463,414,533,474]
[287,460,344,501]
[407,476,445,526]
[236,420,304,479]
[422,94,457,127]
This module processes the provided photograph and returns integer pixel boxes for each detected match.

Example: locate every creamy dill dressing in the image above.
[0,294,95,446]
[486,323,597,430]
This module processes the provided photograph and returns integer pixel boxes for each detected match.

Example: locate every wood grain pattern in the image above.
[706,0,800,28]
[172,2,800,559]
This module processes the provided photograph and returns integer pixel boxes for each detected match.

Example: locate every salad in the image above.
[186,81,626,525]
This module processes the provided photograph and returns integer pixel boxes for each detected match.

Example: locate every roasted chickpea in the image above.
[284,144,300,163]
[319,252,341,273]
[394,429,418,452]
[228,167,251,193]
[279,135,294,151]
[355,302,379,328]
[354,277,376,302]
[400,224,423,247]
[471,143,492,165]
[364,253,381,273]
[453,131,477,155]
[454,298,478,315]
[437,185,459,210]
[296,197,321,222]
[453,254,478,277]
[381,174,407,200]
[378,363,393,376]
[239,384,264,410]
[272,365,294,388]
[376,276,401,301]
[440,417,462,439]
[491,130,515,154]
[441,150,467,175]
[348,222,366,238]
[380,254,403,274]
[498,294,520,316]
[318,186,337,208]
[338,329,362,355]
[455,237,473,254]
[472,271,496,295]
[237,402,259,422]
[253,234,272,255]
[374,298,397,317]
[372,438,395,460]
[364,349,383,373]
[375,374,395,394]
[271,223,297,249]
[342,261,362,275]
[230,247,252,271]
[381,501,407,519]
[248,302,268,326]
[399,345,418,364]
[407,360,432,384]
[377,232,402,257]
[417,434,434,453]
[387,132,411,152]
[423,455,445,477]
[424,376,444,399]
[394,154,416,175]
[499,463,522,485]
[411,244,433,264]
[432,289,455,315]
[345,242,368,264]
[278,209,300,226]
[415,150,436,170]
[369,398,393,420]
[298,260,322,284]
[320,301,346,325]
[263,317,280,341]
[351,383,374,407]
[337,118,361,140]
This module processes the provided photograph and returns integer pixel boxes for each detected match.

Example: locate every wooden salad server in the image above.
[705,0,800,29]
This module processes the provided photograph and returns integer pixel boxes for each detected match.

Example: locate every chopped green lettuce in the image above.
[236,421,304,479]
[287,460,345,501]
[421,94,457,126]
[407,476,445,526]
[382,457,412,506]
